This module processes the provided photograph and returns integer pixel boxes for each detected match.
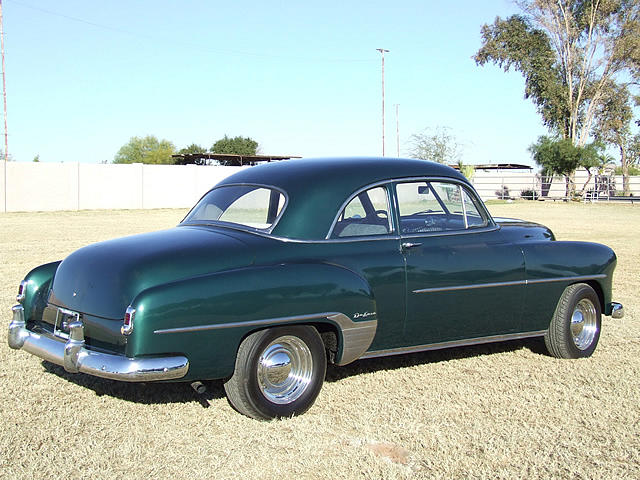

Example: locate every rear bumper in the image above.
[8,305,189,382]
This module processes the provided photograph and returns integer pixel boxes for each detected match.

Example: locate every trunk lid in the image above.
[48,226,254,319]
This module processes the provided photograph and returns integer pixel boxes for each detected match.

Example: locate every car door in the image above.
[395,179,526,346]
[326,184,406,351]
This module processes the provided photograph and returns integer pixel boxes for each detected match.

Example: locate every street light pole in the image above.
[1,0,7,212]
[376,48,389,156]
[395,104,400,157]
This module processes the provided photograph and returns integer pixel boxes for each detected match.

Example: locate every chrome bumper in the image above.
[610,302,624,319]
[8,305,189,382]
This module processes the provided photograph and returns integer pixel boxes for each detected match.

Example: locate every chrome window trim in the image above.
[326,180,394,240]
[180,183,289,235]
[460,184,468,229]
[393,177,494,235]
[399,225,499,239]
[190,176,492,243]
[412,274,607,294]
[360,330,548,360]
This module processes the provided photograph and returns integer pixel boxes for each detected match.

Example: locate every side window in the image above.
[396,181,488,234]
[332,186,391,238]
[463,189,488,227]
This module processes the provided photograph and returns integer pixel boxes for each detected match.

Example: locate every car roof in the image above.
[216,157,470,240]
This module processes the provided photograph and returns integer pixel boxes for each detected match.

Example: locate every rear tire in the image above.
[544,283,601,359]
[224,325,326,420]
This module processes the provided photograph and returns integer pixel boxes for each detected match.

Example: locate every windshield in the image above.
[182,185,286,231]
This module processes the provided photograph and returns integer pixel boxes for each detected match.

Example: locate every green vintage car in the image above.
[9,157,624,419]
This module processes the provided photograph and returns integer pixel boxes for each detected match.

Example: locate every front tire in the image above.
[544,283,602,359]
[224,325,326,420]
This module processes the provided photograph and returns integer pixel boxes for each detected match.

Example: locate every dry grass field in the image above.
[1,202,638,479]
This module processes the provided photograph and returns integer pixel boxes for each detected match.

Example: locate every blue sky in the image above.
[3,0,549,165]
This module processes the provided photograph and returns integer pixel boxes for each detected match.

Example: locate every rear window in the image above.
[182,185,286,231]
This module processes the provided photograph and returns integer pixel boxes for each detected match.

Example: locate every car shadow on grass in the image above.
[39,337,547,405]
[326,337,547,382]
[41,361,227,406]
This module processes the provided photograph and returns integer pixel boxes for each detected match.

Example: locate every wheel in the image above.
[223,325,326,420]
[544,283,601,359]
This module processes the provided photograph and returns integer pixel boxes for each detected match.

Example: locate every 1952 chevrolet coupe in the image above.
[9,157,624,419]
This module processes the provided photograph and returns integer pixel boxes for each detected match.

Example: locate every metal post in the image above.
[376,48,389,156]
[0,0,7,212]
[395,104,400,157]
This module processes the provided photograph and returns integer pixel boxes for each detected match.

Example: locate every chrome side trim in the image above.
[526,274,606,284]
[8,305,188,382]
[414,280,526,294]
[326,314,377,366]
[412,274,607,294]
[153,311,378,367]
[153,312,342,334]
[360,330,548,360]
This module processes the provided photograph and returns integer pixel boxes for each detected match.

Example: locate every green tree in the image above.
[211,135,259,156]
[476,1,640,145]
[593,82,634,194]
[33,154,40,162]
[529,136,603,197]
[458,161,475,180]
[407,127,462,164]
[113,136,176,164]
[178,143,206,155]
[628,133,640,169]
[476,1,640,194]
[173,143,208,165]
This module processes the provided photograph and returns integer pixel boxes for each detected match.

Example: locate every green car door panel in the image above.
[403,229,526,345]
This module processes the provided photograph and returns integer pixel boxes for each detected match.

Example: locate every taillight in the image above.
[16,280,27,303]
[121,306,135,335]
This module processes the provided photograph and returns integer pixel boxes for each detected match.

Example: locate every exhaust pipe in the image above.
[190,381,206,394]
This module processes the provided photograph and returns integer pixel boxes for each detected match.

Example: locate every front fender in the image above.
[521,241,617,330]
[126,263,378,380]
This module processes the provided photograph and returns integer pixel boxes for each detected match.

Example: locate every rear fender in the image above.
[127,263,377,380]
[20,261,61,321]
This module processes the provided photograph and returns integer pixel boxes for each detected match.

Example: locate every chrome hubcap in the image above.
[257,335,313,404]
[570,298,598,350]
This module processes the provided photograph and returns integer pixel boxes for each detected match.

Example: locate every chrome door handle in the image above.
[401,242,422,250]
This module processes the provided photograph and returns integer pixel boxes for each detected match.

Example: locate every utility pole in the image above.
[394,104,400,157]
[376,48,389,156]
[1,0,7,212]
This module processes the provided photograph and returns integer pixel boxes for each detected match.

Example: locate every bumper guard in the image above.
[609,302,624,319]
[8,305,189,382]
